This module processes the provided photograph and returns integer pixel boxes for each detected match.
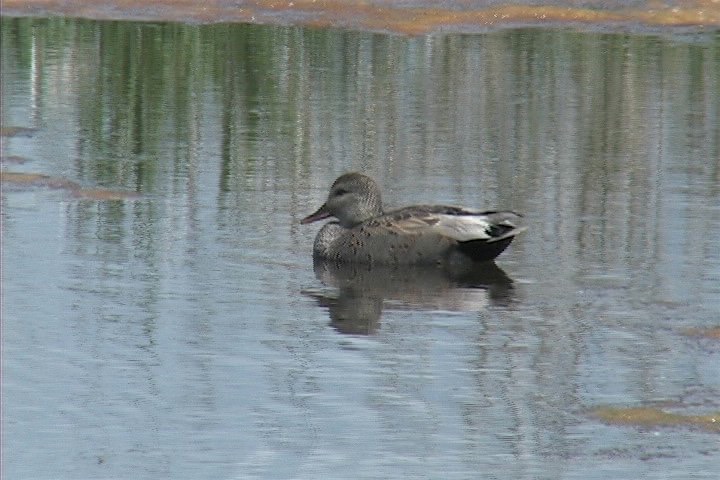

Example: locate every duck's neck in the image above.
[337,199,383,228]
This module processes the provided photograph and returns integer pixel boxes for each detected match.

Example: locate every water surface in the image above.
[2,17,719,480]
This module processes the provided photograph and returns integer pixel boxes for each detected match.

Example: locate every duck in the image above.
[301,172,526,265]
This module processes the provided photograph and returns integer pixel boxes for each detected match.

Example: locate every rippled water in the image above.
[2,18,719,480]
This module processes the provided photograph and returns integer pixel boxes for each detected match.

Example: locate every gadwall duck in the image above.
[301,172,526,265]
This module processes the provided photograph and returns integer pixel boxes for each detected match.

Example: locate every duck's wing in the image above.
[373,206,526,243]
[470,210,527,243]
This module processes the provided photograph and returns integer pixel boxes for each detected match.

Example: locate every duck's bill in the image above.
[300,206,331,224]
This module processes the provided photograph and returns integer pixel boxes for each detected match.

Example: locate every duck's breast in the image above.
[313,222,345,258]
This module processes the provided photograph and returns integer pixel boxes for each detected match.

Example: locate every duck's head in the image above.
[301,172,383,228]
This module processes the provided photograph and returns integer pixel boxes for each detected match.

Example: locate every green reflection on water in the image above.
[3,18,717,178]
[1,17,718,247]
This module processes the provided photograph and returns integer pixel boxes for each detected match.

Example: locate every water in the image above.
[2,17,719,480]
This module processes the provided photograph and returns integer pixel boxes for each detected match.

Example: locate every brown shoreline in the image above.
[2,0,719,34]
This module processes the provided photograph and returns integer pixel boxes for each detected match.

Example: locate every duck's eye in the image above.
[334,188,349,196]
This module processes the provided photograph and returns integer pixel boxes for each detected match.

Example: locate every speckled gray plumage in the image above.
[301,173,525,265]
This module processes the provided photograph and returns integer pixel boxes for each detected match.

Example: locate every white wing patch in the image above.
[430,214,493,242]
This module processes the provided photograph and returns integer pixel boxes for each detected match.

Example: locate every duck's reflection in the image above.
[305,258,515,334]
